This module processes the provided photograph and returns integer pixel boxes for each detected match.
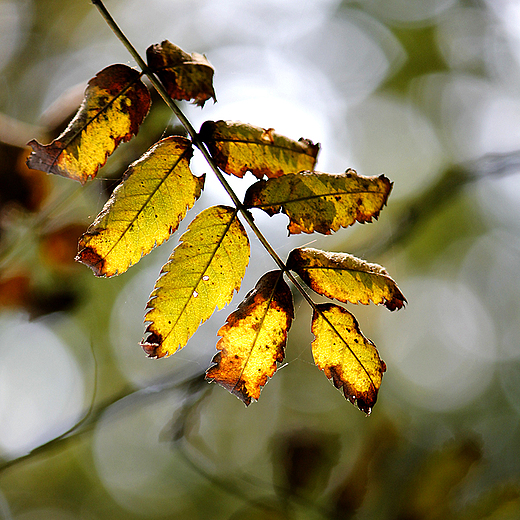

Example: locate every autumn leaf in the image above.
[147,40,216,107]
[311,303,386,414]
[27,64,151,184]
[206,270,294,405]
[142,205,250,358]
[76,136,203,277]
[199,120,319,179]
[243,169,392,234]
[287,247,406,311]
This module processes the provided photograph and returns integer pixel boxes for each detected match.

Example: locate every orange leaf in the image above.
[27,64,151,184]
[206,270,294,405]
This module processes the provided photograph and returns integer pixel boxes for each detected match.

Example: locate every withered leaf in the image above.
[76,136,202,277]
[244,169,392,235]
[142,205,250,358]
[311,303,386,414]
[27,64,151,184]
[287,247,406,311]
[206,270,294,405]
[147,40,216,107]
[199,120,319,179]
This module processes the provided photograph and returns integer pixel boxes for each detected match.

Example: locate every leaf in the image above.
[244,169,392,235]
[311,303,386,414]
[76,136,203,277]
[199,120,319,179]
[142,205,250,358]
[206,270,294,405]
[287,247,406,311]
[147,40,216,107]
[27,64,151,184]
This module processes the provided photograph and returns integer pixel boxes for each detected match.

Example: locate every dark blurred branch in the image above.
[366,150,520,257]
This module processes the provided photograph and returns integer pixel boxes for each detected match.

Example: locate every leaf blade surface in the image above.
[206,270,294,405]
[311,303,386,414]
[27,64,150,184]
[76,136,203,277]
[147,40,216,107]
[142,205,250,358]
[244,169,392,234]
[287,247,406,311]
[199,120,319,179]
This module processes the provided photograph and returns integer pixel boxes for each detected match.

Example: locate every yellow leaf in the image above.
[146,40,216,107]
[142,205,250,358]
[287,247,406,311]
[244,169,392,235]
[27,64,150,184]
[311,303,386,414]
[199,120,319,179]
[76,136,203,277]
[206,270,294,405]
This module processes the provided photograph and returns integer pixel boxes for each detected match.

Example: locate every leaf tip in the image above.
[141,331,166,358]
[75,246,106,276]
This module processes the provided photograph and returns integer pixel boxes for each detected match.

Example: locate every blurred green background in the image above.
[1,0,520,518]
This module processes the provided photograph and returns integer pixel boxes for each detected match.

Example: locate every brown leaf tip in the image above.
[140,331,164,359]
[326,365,377,415]
[206,357,253,406]
[75,247,105,277]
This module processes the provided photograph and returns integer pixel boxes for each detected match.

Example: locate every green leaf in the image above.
[27,64,151,184]
[311,303,386,414]
[243,169,392,235]
[142,205,250,358]
[76,136,203,277]
[199,120,319,179]
[147,40,216,107]
[206,270,294,405]
[287,247,406,311]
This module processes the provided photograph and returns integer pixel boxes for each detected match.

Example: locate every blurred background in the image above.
[1,0,520,518]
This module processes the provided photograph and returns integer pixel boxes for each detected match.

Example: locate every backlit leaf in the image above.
[244,169,392,235]
[311,303,386,414]
[27,64,151,184]
[199,120,319,179]
[142,205,250,358]
[206,270,294,405]
[287,247,406,311]
[76,136,203,277]
[147,40,216,107]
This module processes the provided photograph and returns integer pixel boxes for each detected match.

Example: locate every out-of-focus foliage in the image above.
[1,0,520,519]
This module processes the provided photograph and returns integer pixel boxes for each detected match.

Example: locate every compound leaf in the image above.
[206,270,294,405]
[199,120,319,179]
[287,247,406,311]
[76,136,203,277]
[244,169,392,235]
[142,205,250,358]
[147,40,216,107]
[27,64,151,184]
[311,303,386,414]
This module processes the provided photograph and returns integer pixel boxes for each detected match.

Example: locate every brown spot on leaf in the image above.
[75,246,105,277]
